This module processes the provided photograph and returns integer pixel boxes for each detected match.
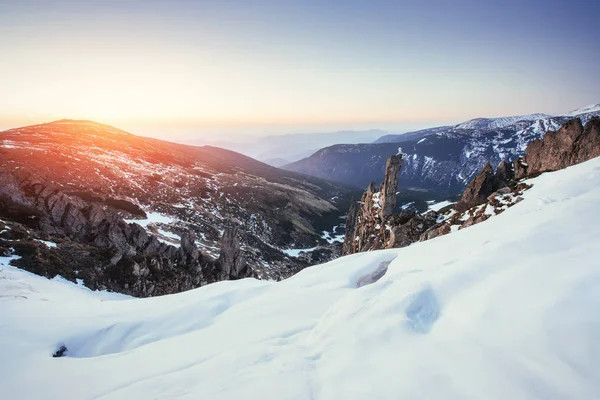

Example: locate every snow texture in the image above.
[2,158,600,399]
[427,200,454,212]
[281,247,317,257]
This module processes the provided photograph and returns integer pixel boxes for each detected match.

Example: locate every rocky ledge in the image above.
[0,168,253,297]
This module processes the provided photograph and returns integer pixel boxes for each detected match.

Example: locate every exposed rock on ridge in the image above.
[343,117,600,256]
[455,160,513,212]
[422,117,600,240]
[524,117,600,176]
[0,168,253,297]
[342,154,438,255]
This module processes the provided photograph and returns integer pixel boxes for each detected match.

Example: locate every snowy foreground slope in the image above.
[2,159,600,399]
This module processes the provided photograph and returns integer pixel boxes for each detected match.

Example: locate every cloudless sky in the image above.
[1,0,599,140]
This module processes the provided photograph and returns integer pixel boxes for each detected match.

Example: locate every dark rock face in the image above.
[218,226,249,280]
[524,118,600,176]
[387,211,439,248]
[420,223,451,241]
[513,158,528,180]
[342,155,437,255]
[380,155,403,218]
[495,160,514,184]
[341,200,358,256]
[0,168,253,297]
[455,161,511,211]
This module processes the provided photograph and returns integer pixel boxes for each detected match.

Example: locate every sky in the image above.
[1,0,599,141]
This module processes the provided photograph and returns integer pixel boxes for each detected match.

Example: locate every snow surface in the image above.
[124,211,176,229]
[125,212,181,247]
[282,247,317,257]
[36,239,58,248]
[2,158,600,399]
[321,228,344,244]
[427,200,454,212]
[566,103,600,116]
[454,113,552,130]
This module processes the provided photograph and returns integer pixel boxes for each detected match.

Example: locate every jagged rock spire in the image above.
[341,153,435,256]
[380,154,403,218]
[218,226,247,280]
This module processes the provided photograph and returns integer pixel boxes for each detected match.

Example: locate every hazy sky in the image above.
[1,0,599,140]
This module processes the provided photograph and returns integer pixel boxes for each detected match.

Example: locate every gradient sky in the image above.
[1,0,599,140]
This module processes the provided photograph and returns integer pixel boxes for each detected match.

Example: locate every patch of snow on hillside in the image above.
[36,240,57,248]
[322,229,344,244]
[428,200,454,211]
[157,229,181,247]
[0,253,20,269]
[125,212,176,229]
[281,247,317,257]
[566,103,600,116]
[2,158,600,399]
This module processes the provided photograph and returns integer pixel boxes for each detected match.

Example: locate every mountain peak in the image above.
[454,113,552,130]
[566,103,600,116]
[45,119,132,135]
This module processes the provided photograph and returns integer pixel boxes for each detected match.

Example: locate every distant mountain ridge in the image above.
[284,103,600,196]
[374,104,600,143]
[208,129,390,166]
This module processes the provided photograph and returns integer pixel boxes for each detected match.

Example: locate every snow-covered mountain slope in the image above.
[2,157,600,399]
[566,103,600,116]
[284,103,600,194]
[454,113,552,130]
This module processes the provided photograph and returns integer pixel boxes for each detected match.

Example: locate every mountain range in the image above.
[284,104,600,197]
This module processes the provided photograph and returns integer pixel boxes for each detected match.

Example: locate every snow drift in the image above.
[2,158,600,399]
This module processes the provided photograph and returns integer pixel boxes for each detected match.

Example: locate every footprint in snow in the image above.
[404,285,440,334]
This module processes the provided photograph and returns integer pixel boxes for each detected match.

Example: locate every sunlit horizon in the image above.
[1,0,599,141]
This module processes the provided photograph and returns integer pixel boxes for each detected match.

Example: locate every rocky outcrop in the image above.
[342,154,438,255]
[494,160,514,183]
[380,155,403,218]
[420,117,600,243]
[455,161,512,212]
[524,117,600,176]
[387,210,439,248]
[218,226,250,280]
[341,200,358,255]
[513,158,528,180]
[0,168,253,297]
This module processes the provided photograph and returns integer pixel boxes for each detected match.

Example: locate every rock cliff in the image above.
[524,117,600,176]
[0,168,253,297]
